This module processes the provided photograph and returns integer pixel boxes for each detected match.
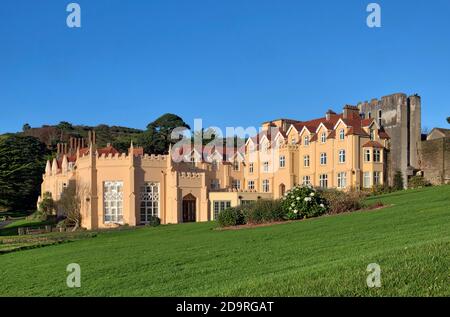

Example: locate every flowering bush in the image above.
[281,185,327,219]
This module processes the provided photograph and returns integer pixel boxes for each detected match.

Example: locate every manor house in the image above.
[39,92,423,230]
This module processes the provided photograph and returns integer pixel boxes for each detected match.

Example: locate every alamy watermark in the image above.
[366,3,381,28]
[66,3,81,28]
[66,263,81,288]
[366,263,381,288]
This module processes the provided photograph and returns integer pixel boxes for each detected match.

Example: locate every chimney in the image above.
[343,105,360,120]
[326,109,336,121]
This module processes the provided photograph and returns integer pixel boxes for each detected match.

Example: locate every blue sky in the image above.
[0,0,449,134]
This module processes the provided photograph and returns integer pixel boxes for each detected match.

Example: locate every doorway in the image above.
[182,194,196,223]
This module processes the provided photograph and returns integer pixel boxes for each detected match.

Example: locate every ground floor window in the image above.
[104,181,123,223]
[302,176,311,186]
[319,174,328,188]
[213,200,231,220]
[140,182,160,223]
[262,179,270,192]
[373,171,382,185]
[337,172,347,189]
[363,172,371,188]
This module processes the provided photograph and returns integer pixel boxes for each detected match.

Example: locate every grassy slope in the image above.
[0,186,449,297]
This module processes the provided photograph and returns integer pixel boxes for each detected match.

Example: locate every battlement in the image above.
[178,171,203,179]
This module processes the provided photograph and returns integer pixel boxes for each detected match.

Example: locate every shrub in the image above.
[370,184,395,196]
[321,189,365,214]
[408,175,431,189]
[38,192,56,216]
[26,210,48,222]
[217,207,245,227]
[146,216,161,227]
[242,199,285,225]
[281,185,327,220]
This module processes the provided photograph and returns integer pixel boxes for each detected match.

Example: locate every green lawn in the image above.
[0,186,449,296]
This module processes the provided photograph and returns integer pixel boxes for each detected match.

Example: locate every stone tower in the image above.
[358,93,421,187]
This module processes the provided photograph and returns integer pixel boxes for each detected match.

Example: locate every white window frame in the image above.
[321,132,327,143]
[337,172,347,189]
[339,129,345,140]
[262,179,270,193]
[232,179,241,190]
[304,135,310,146]
[139,182,160,223]
[249,162,254,174]
[320,153,327,165]
[373,149,381,162]
[104,181,124,224]
[302,175,311,186]
[364,149,371,162]
[279,155,286,168]
[363,172,371,188]
[213,201,231,220]
[263,161,269,172]
[319,174,328,188]
[304,155,310,167]
[339,149,346,163]
[248,180,255,190]
[232,160,240,171]
[373,171,381,185]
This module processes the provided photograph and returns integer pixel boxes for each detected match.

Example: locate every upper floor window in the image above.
[370,129,375,141]
[263,142,269,153]
[373,149,381,162]
[378,110,382,126]
[249,162,254,174]
[279,156,286,168]
[338,149,346,163]
[321,132,327,143]
[248,180,255,190]
[262,179,270,193]
[364,149,371,162]
[304,135,310,146]
[304,155,310,167]
[263,161,269,172]
[232,180,241,190]
[190,157,196,167]
[291,137,296,145]
[211,160,219,171]
[320,153,327,165]
[211,179,220,190]
[368,112,372,119]
[339,129,345,140]
[232,160,240,171]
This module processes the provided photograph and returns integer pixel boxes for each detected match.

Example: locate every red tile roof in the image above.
[362,141,384,148]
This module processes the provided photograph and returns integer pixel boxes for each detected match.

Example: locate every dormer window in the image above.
[321,132,327,143]
[368,112,372,119]
[370,129,375,141]
[378,110,382,126]
[291,137,296,145]
[339,129,345,140]
[304,135,310,146]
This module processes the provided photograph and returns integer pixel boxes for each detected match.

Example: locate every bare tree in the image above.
[57,182,89,231]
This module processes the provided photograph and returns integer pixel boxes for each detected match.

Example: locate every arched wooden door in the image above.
[182,194,196,223]
[279,184,286,197]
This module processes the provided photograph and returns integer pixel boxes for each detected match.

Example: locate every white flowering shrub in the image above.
[281,185,328,220]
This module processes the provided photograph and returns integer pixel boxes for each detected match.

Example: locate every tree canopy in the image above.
[138,113,190,154]
[0,135,49,211]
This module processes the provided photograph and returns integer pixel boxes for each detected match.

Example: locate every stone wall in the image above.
[420,137,450,185]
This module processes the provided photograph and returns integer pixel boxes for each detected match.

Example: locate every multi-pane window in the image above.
[373,171,381,185]
[291,137,296,145]
[337,172,347,189]
[378,110,382,126]
[370,129,375,141]
[304,135,310,146]
[364,149,371,162]
[363,172,371,188]
[373,149,381,162]
[232,180,241,190]
[248,180,255,190]
[262,179,270,193]
[279,156,286,168]
[213,201,231,220]
[211,179,220,190]
[190,157,196,167]
[339,129,345,140]
[140,182,160,223]
[320,153,327,165]
[321,132,327,143]
[304,155,310,167]
[302,176,311,186]
[319,174,328,188]
[232,160,240,171]
[249,162,254,174]
[263,161,269,172]
[104,181,124,223]
[339,150,346,163]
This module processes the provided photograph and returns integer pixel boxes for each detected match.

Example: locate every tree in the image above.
[22,123,31,132]
[447,117,450,124]
[393,170,404,190]
[38,192,56,216]
[0,135,49,210]
[138,113,190,154]
[57,183,85,231]
[57,121,73,131]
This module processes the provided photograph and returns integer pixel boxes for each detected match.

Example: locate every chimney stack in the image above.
[343,105,360,120]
